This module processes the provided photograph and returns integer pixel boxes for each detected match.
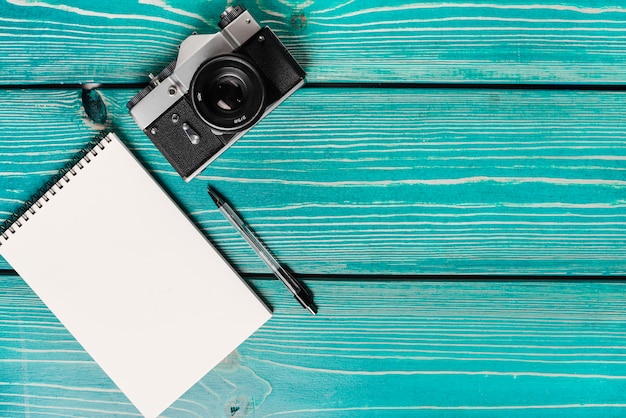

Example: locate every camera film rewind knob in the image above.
[219,5,246,29]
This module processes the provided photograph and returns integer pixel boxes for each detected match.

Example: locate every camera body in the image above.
[127,5,306,181]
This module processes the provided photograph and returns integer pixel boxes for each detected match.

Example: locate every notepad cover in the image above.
[0,132,272,417]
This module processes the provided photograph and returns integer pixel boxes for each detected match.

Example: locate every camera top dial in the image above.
[219,5,246,29]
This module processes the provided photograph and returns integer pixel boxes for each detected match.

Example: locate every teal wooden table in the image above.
[1,1,625,416]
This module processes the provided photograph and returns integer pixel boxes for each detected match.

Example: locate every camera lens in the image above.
[191,55,266,132]
[212,75,244,112]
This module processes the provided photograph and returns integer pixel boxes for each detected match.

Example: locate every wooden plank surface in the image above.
[1,87,624,275]
[2,0,626,85]
[1,1,625,416]
[2,274,625,416]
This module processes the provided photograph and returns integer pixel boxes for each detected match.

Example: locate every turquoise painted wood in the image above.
[1,0,625,416]
[2,274,625,417]
[1,0,626,84]
[0,88,624,275]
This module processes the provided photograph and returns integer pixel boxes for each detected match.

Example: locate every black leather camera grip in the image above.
[239,27,306,96]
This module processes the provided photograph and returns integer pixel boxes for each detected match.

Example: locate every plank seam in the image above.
[1,83,626,92]
[0,269,624,282]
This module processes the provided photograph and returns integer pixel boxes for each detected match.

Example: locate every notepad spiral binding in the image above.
[0,131,113,245]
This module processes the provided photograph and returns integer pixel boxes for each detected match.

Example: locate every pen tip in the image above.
[207,187,222,206]
[306,302,318,316]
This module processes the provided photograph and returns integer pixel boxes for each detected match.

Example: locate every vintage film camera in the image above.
[127,5,306,181]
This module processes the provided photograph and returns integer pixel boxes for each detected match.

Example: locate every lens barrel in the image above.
[191,55,266,133]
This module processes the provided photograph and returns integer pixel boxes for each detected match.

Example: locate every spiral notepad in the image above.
[0,132,271,418]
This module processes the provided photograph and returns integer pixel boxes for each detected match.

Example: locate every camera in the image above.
[127,5,306,181]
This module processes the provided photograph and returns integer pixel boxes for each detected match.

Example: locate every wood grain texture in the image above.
[1,274,625,417]
[2,1,624,416]
[0,87,624,275]
[1,0,626,84]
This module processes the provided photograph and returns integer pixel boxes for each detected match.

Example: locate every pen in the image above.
[207,187,317,315]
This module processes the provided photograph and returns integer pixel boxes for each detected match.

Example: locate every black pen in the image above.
[208,187,317,315]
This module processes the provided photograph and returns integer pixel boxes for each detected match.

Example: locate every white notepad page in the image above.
[0,132,272,417]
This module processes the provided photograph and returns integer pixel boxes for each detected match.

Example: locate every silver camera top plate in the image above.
[129,11,261,130]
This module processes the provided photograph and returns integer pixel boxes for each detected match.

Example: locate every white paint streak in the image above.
[137,0,209,25]
[315,3,626,20]
[254,359,626,379]
[264,403,626,417]
[5,0,196,29]
[199,175,626,187]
